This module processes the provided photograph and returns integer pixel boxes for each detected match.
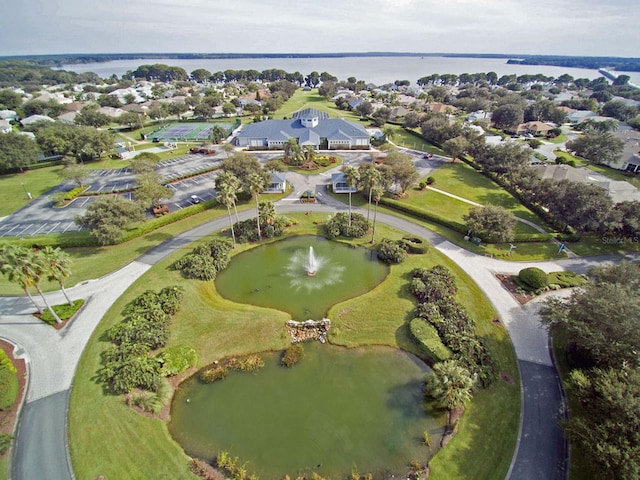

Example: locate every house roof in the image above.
[236,117,370,143]
[518,121,554,132]
[532,164,590,183]
[20,114,55,125]
[291,108,329,120]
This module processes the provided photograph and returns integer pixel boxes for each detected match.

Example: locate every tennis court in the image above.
[150,121,238,141]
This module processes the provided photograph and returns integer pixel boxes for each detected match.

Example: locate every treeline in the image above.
[507,55,640,72]
[0,60,99,89]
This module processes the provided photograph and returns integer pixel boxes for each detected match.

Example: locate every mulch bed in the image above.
[496,274,536,305]
[0,338,28,458]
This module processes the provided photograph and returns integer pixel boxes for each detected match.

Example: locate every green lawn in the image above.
[0,165,64,217]
[69,214,519,480]
[275,89,365,124]
[417,162,545,227]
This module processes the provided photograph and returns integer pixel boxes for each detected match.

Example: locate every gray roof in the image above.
[236,117,370,142]
[291,108,329,120]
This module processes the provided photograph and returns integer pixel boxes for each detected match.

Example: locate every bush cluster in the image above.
[0,349,18,410]
[376,238,408,264]
[172,240,232,280]
[97,286,184,395]
[281,345,304,367]
[518,267,549,290]
[409,317,451,363]
[233,215,288,244]
[410,266,496,386]
[159,345,197,376]
[198,353,267,384]
[324,212,370,239]
[127,377,172,414]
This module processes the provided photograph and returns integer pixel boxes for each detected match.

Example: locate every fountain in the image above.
[215,236,388,320]
[305,246,320,276]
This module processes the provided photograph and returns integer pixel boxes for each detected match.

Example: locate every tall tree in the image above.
[215,173,238,248]
[566,131,624,166]
[40,246,73,305]
[248,172,266,241]
[0,132,39,173]
[370,185,384,244]
[0,246,43,313]
[342,165,360,227]
[464,205,516,243]
[359,163,382,222]
[75,196,145,245]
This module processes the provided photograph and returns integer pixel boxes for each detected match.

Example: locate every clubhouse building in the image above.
[233,108,371,150]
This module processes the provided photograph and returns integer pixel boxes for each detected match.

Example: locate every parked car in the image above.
[190,195,201,204]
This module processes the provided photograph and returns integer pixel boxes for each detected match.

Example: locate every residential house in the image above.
[57,111,78,125]
[20,114,55,127]
[427,102,458,115]
[264,172,287,193]
[609,129,640,174]
[98,106,125,118]
[233,108,370,150]
[0,110,18,121]
[331,172,358,193]
[516,121,555,136]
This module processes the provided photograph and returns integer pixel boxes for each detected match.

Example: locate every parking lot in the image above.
[0,150,440,238]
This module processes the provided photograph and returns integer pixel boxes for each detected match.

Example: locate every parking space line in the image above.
[32,224,47,235]
[47,222,61,234]
[18,224,34,235]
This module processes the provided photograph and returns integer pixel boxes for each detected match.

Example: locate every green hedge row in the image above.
[408,317,451,363]
[379,197,468,234]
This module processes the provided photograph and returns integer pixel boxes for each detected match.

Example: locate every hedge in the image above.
[379,197,468,234]
[518,267,549,290]
[401,236,430,254]
[409,317,451,363]
[0,349,18,410]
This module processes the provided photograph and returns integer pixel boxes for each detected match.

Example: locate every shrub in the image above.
[324,212,370,239]
[547,271,589,288]
[0,350,18,410]
[426,176,436,185]
[160,345,197,376]
[281,345,304,367]
[519,267,549,290]
[107,313,170,349]
[0,434,12,455]
[236,354,265,372]
[128,377,172,414]
[401,236,429,254]
[98,343,160,394]
[173,240,232,280]
[409,317,451,363]
[199,365,228,383]
[376,238,408,264]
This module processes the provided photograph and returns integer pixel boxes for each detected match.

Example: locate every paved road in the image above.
[1,171,637,479]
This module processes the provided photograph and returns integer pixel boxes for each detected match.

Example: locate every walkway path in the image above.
[1,177,636,480]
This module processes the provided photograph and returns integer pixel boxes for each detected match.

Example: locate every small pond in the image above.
[215,235,389,320]
[169,343,445,479]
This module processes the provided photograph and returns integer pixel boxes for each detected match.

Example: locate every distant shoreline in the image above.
[2,52,640,72]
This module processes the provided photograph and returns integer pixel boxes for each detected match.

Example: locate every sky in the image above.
[1,0,638,57]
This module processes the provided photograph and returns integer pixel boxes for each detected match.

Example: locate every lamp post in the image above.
[21,182,32,200]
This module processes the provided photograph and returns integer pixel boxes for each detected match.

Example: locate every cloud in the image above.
[0,0,638,56]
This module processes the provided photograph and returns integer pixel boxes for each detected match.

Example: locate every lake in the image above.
[59,55,640,85]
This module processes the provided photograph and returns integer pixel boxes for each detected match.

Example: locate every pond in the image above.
[169,343,445,479]
[215,235,389,320]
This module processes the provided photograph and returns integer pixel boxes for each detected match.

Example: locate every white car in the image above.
[190,195,201,204]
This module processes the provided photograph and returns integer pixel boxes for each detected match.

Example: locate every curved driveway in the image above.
[1,172,637,480]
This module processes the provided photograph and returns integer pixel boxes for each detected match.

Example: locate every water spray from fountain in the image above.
[305,246,319,276]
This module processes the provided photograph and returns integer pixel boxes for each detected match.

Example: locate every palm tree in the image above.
[259,201,276,226]
[0,246,62,323]
[370,185,384,244]
[216,171,240,223]
[247,172,266,241]
[342,166,360,227]
[359,164,382,222]
[217,185,237,248]
[40,246,73,305]
[425,359,475,424]
[0,246,42,314]
[300,145,317,170]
